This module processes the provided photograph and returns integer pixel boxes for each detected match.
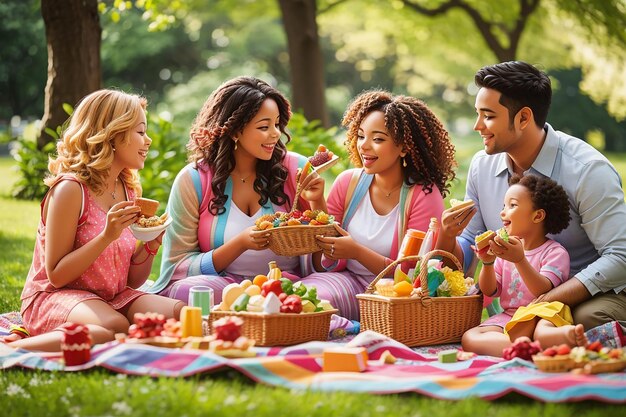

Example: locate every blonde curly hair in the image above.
[342,90,457,196]
[45,89,147,196]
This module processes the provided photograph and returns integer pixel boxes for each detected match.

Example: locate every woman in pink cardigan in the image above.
[300,91,457,320]
[146,77,325,304]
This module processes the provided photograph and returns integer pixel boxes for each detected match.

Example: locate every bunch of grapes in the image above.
[128,312,167,339]
[502,337,542,360]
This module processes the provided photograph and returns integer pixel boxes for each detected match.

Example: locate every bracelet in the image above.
[482,260,495,266]
[143,242,159,256]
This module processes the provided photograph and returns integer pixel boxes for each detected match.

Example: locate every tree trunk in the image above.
[277,0,329,127]
[39,0,102,148]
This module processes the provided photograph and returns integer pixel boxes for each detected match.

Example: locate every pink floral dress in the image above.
[20,175,145,336]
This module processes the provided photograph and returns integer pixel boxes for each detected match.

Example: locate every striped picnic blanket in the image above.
[2,330,625,403]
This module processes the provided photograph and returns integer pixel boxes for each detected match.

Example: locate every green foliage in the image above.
[10,137,55,200]
[285,112,349,177]
[140,112,187,203]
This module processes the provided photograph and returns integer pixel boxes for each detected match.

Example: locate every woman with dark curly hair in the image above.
[299,90,457,320]
[146,77,325,304]
[462,174,584,357]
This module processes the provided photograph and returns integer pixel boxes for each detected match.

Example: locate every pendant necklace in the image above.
[110,177,119,200]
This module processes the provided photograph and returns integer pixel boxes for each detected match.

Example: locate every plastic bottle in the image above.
[417,218,439,258]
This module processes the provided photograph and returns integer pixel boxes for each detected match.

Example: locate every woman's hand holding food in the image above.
[103,201,141,242]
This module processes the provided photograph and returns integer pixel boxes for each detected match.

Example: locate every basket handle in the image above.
[364,249,462,294]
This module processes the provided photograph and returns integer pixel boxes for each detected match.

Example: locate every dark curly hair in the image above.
[509,174,570,235]
[187,76,292,215]
[475,61,552,127]
[341,90,457,196]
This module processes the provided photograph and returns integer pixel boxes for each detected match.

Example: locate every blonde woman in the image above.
[3,89,184,351]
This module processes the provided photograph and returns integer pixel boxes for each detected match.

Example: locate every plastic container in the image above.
[417,218,439,258]
[398,229,426,259]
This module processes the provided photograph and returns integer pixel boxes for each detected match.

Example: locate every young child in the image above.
[462,174,587,357]
[3,89,185,351]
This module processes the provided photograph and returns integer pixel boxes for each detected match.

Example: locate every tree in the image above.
[399,0,626,63]
[278,0,329,126]
[39,0,101,148]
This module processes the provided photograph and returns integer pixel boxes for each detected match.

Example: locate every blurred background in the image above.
[1,0,625,203]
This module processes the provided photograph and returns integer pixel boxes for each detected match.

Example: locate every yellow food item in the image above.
[393,281,413,297]
[267,261,282,280]
[253,274,268,287]
[244,284,261,297]
[475,230,496,251]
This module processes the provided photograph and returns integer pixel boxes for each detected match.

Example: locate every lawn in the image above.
[1,148,624,416]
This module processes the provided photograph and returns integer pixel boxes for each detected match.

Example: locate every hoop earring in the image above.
[402,157,407,168]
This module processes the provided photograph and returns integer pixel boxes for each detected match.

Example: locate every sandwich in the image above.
[475,230,496,252]
[135,197,159,217]
[449,198,475,213]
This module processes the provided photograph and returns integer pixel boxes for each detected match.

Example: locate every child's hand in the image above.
[488,235,524,264]
[471,244,496,265]
[103,201,141,242]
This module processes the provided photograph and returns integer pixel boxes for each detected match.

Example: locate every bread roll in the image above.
[135,198,159,217]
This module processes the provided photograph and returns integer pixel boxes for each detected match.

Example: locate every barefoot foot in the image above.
[565,324,587,347]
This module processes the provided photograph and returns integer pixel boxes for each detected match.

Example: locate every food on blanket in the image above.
[497,227,509,242]
[254,209,336,230]
[502,337,541,360]
[474,230,496,252]
[322,347,368,372]
[60,322,92,366]
[438,349,459,363]
[449,198,475,212]
[209,316,256,357]
[135,197,159,217]
[393,280,413,297]
[379,350,397,365]
[534,343,626,374]
[128,312,167,339]
[308,144,334,167]
[180,306,203,338]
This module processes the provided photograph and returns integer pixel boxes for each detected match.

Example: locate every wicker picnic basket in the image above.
[267,223,339,256]
[532,355,576,372]
[207,309,337,346]
[264,174,340,256]
[357,250,483,347]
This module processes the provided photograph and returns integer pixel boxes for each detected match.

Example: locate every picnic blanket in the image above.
[2,330,626,403]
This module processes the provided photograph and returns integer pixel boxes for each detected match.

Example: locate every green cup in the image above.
[188,286,213,317]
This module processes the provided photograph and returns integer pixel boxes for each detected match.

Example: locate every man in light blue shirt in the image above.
[437,61,626,333]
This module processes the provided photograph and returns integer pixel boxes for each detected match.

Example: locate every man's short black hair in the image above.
[475,61,551,127]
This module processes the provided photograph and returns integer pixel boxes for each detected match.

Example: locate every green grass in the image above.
[1,150,625,416]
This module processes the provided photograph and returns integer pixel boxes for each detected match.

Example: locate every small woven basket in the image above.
[582,359,626,374]
[264,175,340,256]
[357,250,483,347]
[207,309,337,346]
[266,224,339,256]
[532,355,575,372]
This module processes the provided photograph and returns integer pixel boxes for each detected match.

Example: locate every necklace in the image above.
[377,183,402,198]
[110,177,119,200]
[231,172,253,183]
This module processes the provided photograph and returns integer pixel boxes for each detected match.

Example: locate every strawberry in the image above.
[556,344,571,355]
[587,341,603,352]
[542,347,557,357]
